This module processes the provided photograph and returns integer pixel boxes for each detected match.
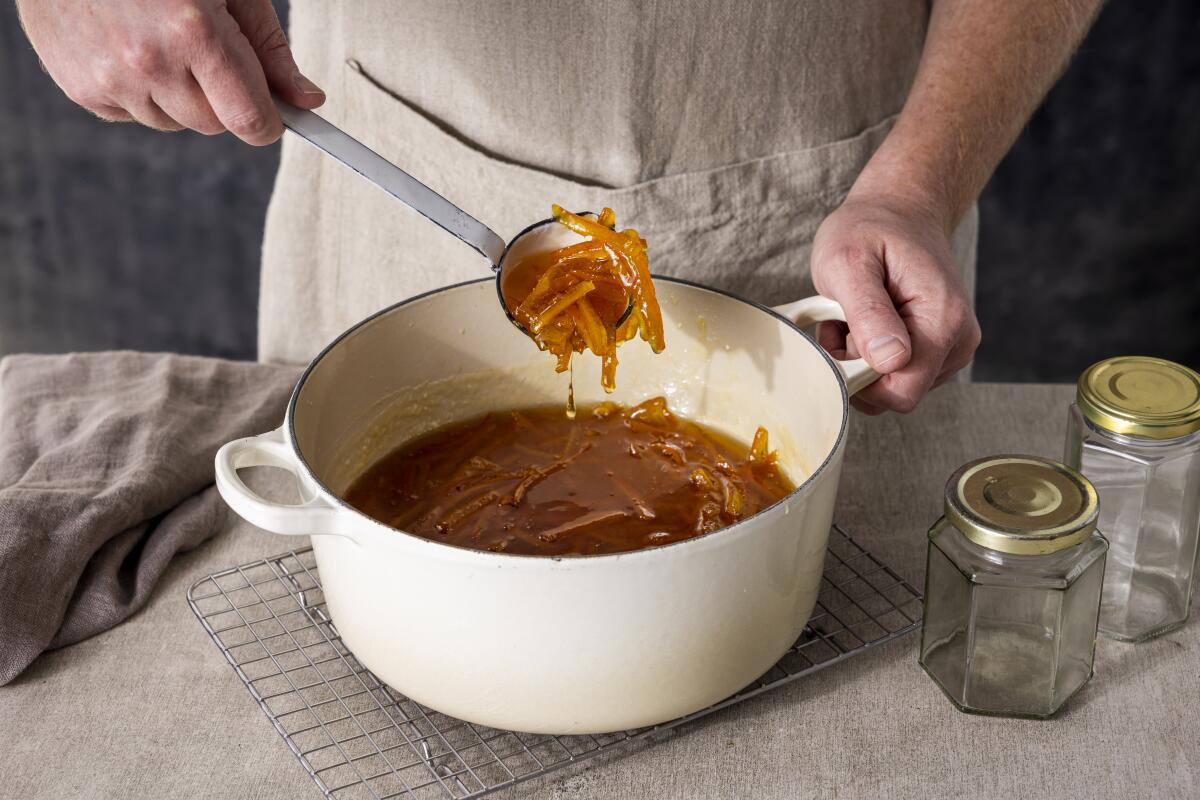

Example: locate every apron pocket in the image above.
[340,58,899,308]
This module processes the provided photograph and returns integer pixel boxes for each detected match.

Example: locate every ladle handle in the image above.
[273,95,506,267]
[773,295,881,396]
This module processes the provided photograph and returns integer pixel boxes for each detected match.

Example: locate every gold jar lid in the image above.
[945,456,1098,555]
[1077,356,1200,439]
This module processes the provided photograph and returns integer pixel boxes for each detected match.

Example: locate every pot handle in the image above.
[772,295,881,396]
[214,427,346,537]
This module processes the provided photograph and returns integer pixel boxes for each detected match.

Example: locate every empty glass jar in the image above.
[919,455,1108,719]
[1065,356,1200,642]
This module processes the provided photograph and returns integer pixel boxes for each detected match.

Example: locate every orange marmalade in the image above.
[500,205,665,393]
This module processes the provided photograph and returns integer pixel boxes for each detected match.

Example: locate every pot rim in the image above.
[285,275,850,561]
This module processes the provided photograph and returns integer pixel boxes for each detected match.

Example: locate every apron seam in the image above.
[636,185,856,230]
[346,58,613,190]
[345,56,896,199]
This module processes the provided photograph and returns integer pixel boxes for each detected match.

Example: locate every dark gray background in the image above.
[2,0,1197,380]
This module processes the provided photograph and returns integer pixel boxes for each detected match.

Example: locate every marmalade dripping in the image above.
[500,205,664,393]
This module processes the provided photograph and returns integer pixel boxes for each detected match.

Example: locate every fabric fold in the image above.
[0,352,299,684]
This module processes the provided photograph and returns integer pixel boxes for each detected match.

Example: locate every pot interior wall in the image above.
[292,279,846,499]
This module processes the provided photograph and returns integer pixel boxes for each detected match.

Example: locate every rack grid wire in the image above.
[188,524,921,800]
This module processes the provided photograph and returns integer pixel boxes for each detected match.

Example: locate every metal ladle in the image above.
[272,97,632,333]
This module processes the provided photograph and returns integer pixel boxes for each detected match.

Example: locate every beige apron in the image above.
[259,0,978,366]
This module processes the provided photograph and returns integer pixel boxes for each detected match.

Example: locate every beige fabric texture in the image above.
[0,352,298,685]
[2,383,1195,798]
[258,0,978,366]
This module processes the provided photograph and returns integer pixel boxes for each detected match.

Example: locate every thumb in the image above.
[227,0,325,108]
[820,257,912,374]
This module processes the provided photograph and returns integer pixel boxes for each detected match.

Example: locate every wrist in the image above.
[845,135,963,236]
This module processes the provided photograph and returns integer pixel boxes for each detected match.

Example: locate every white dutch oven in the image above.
[216,249,877,734]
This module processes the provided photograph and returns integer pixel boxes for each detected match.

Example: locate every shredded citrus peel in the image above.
[503,205,666,392]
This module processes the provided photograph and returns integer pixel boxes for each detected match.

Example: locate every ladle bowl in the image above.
[273,98,632,335]
[494,213,636,333]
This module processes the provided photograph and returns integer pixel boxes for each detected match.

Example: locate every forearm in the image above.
[850,0,1104,231]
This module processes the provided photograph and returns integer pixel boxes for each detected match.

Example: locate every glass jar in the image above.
[1064,356,1200,642]
[919,456,1108,719]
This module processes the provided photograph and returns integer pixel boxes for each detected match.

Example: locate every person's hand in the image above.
[16,0,324,145]
[810,193,980,415]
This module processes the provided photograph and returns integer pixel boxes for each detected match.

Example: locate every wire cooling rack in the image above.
[188,524,921,799]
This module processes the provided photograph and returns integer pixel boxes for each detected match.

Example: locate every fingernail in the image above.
[867,335,908,369]
[294,71,324,96]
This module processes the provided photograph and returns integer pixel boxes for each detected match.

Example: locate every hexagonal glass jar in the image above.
[919,456,1108,719]
[1064,357,1200,643]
